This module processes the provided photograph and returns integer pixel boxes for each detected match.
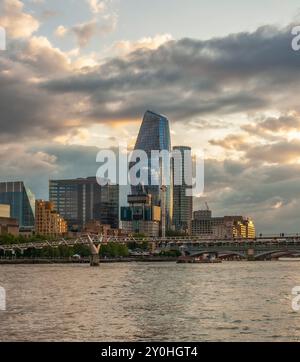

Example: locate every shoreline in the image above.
[0,257,178,265]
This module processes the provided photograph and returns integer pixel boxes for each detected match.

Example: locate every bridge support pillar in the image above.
[247,248,255,261]
[88,236,101,267]
[90,253,100,267]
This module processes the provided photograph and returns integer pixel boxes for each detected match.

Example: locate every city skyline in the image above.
[1,0,300,233]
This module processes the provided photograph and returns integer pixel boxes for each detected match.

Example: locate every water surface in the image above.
[0,261,300,341]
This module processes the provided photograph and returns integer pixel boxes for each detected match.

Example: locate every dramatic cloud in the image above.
[41,24,299,124]
[0,0,40,38]
[112,34,174,55]
[242,114,300,137]
[1,17,300,232]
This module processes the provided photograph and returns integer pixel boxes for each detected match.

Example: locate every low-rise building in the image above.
[192,210,256,239]
[121,194,161,237]
[0,217,19,237]
[0,204,19,237]
[0,204,10,218]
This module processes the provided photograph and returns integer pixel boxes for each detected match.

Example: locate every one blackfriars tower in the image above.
[131,110,173,229]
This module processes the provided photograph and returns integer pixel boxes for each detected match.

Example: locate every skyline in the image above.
[1,0,300,233]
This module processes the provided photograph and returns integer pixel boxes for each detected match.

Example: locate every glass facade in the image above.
[131,110,173,226]
[173,146,193,234]
[49,177,119,230]
[0,181,35,228]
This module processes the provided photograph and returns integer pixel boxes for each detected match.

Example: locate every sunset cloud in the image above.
[0,0,40,38]
[1,6,300,232]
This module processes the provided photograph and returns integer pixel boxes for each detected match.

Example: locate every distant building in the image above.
[192,209,213,235]
[172,146,193,234]
[0,181,35,228]
[0,217,19,237]
[0,204,10,218]
[35,200,67,237]
[131,110,173,229]
[83,220,126,238]
[0,204,19,236]
[49,177,119,231]
[192,210,256,239]
[121,194,161,237]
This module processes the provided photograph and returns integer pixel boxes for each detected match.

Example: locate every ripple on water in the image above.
[1,262,300,341]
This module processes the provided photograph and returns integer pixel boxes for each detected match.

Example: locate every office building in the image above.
[0,204,19,236]
[35,200,67,237]
[0,204,10,218]
[192,209,256,239]
[173,146,193,234]
[49,177,119,231]
[0,181,35,228]
[131,110,173,229]
[121,194,161,237]
[0,217,19,237]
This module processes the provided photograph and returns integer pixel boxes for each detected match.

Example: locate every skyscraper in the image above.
[49,177,119,231]
[0,181,35,228]
[172,146,193,234]
[131,110,173,228]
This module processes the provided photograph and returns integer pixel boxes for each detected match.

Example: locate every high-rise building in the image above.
[131,110,173,229]
[0,181,35,228]
[172,146,193,234]
[35,200,67,237]
[49,177,119,231]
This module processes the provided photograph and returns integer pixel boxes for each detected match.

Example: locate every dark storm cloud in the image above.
[1,22,299,139]
[41,24,300,124]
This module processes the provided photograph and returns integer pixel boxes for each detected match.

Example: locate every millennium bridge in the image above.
[1,234,300,265]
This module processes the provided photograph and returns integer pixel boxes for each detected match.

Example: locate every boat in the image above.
[177,256,222,264]
[278,257,300,261]
[193,258,222,264]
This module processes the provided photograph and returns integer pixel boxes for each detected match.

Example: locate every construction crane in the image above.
[205,201,210,211]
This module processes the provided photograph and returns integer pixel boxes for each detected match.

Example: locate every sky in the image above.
[0,0,300,233]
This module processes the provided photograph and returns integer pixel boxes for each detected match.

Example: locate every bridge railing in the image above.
[1,233,300,252]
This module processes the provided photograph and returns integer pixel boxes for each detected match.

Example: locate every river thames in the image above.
[1,261,300,341]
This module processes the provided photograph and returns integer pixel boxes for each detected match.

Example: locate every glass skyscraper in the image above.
[0,181,35,228]
[172,146,193,234]
[131,110,173,227]
[49,177,119,231]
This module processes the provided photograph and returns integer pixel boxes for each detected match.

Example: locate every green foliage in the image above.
[0,236,129,259]
[100,243,129,257]
[0,233,54,246]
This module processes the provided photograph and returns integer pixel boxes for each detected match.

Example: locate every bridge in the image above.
[1,234,300,265]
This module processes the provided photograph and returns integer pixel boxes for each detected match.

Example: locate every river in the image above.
[1,261,300,341]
